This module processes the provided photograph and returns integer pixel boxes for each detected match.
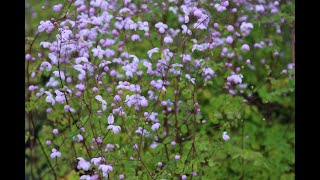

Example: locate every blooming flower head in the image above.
[107,125,121,134]
[164,36,173,44]
[147,47,159,59]
[119,174,125,180]
[38,20,54,33]
[73,134,83,142]
[92,45,105,59]
[222,131,230,141]
[227,25,234,32]
[227,74,243,84]
[52,4,63,12]
[241,44,250,51]
[95,95,107,111]
[52,129,59,135]
[99,164,113,176]
[151,123,161,131]
[107,113,114,124]
[91,157,105,166]
[155,22,168,34]
[77,157,91,171]
[50,148,61,158]
[226,36,233,44]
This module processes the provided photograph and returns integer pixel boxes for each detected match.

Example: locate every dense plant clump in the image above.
[25,0,295,179]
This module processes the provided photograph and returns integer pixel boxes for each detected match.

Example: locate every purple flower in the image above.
[131,34,141,42]
[64,105,69,111]
[40,62,52,72]
[50,148,61,158]
[240,22,253,32]
[25,54,31,60]
[52,4,63,12]
[98,164,113,175]
[222,1,229,7]
[52,129,59,135]
[161,101,167,106]
[182,175,187,180]
[77,157,91,171]
[226,36,233,44]
[107,114,114,124]
[114,95,121,102]
[181,25,192,35]
[138,21,149,31]
[227,74,243,84]
[80,175,93,180]
[193,9,202,17]
[151,123,161,131]
[164,36,173,44]
[147,48,159,59]
[74,134,83,142]
[155,22,168,34]
[175,155,180,160]
[157,162,163,167]
[119,174,125,180]
[38,20,54,33]
[91,157,105,166]
[241,44,250,51]
[92,45,105,59]
[227,25,234,32]
[222,131,230,141]
[46,140,51,146]
[95,95,107,111]
[107,125,121,134]
[215,4,227,12]
[185,74,195,84]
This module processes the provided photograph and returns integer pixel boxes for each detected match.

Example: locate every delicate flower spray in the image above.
[25,0,294,179]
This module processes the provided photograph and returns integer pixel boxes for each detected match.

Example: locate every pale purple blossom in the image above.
[185,74,195,84]
[227,25,234,32]
[38,20,54,33]
[155,22,168,34]
[92,45,105,59]
[107,114,114,124]
[50,148,61,158]
[73,134,83,142]
[95,95,107,111]
[52,129,59,135]
[226,36,233,44]
[131,34,141,42]
[182,175,187,180]
[77,157,91,171]
[91,157,105,166]
[40,62,52,72]
[241,44,250,51]
[222,131,230,141]
[107,125,121,134]
[151,123,161,131]
[98,164,113,176]
[181,25,192,35]
[164,36,173,44]
[52,4,63,12]
[227,74,243,84]
[147,48,159,59]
